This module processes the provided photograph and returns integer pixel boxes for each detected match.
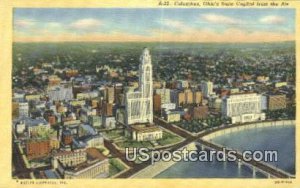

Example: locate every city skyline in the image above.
[11,42,296,179]
[14,8,295,43]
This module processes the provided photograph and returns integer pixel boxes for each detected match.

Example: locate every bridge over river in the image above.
[196,139,294,178]
[112,118,295,178]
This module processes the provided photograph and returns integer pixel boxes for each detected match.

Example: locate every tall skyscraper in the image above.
[126,48,153,125]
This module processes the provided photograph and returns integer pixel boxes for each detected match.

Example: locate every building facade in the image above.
[102,116,116,129]
[52,150,87,168]
[171,89,201,107]
[125,48,153,125]
[267,94,287,111]
[55,148,109,179]
[102,102,113,116]
[222,93,265,124]
[153,94,161,113]
[201,81,214,98]
[26,139,51,160]
[59,158,109,179]
[155,88,171,104]
[130,125,163,141]
[19,102,29,117]
[165,111,181,123]
[191,106,209,119]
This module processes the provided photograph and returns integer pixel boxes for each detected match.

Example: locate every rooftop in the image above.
[131,124,162,133]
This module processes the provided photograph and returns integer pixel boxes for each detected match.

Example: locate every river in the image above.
[155,125,295,178]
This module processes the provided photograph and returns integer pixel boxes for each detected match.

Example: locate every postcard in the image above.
[0,0,299,187]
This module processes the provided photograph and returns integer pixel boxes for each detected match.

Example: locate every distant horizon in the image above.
[14,8,295,43]
[13,40,295,44]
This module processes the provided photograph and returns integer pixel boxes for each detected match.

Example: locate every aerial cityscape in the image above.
[12,8,295,179]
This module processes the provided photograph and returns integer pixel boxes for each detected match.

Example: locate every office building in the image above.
[19,102,29,117]
[155,88,171,104]
[26,139,51,160]
[125,48,153,125]
[52,149,87,168]
[105,86,115,104]
[222,93,265,124]
[201,81,214,98]
[153,94,161,113]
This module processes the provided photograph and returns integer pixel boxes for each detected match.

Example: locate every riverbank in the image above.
[202,120,295,141]
[129,120,295,178]
[129,142,197,178]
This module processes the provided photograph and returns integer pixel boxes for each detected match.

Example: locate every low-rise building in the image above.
[56,148,109,179]
[15,117,51,137]
[48,75,61,86]
[62,130,73,146]
[70,100,86,107]
[161,103,176,112]
[191,106,209,119]
[164,111,181,123]
[102,116,116,129]
[26,139,51,160]
[19,102,29,117]
[267,94,287,111]
[78,124,97,138]
[14,120,26,134]
[82,135,104,148]
[76,91,99,100]
[256,76,269,83]
[52,149,87,168]
[47,85,73,102]
[25,94,41,101]
[50,137,60,150]
[129,125,163,141]
[274,82,287,88]
[48,115,56,126]
[176,80,189,89]
[88,115,102,127]
[80,107,97,123]
[208,97,222,110]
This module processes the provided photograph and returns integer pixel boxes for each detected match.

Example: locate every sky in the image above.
[14,8,295,43]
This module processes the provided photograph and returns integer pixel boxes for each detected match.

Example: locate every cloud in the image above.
[70,18,102,29]
[201,13,241,24]
[161,19,185,29]
[14,27,294,43]
[14,19,36,28]
[159,19,193,33]
[13,16,294,43]
[149,28,294,43]
[259,15,285,24]
[46,22,62,28]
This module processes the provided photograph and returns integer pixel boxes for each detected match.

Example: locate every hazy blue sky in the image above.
[14,8,295,42]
